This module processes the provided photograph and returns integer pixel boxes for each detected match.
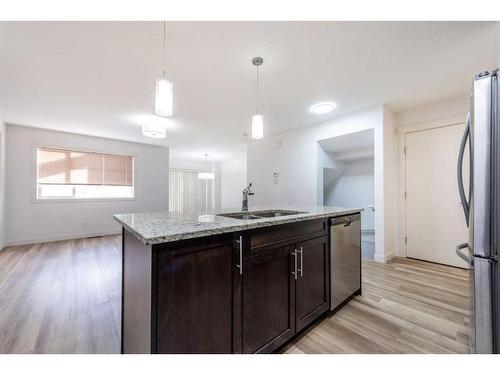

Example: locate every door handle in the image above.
[297,247,303,277]
[236,236,243,275]
[457,112,470,226]
[456,243,473,266]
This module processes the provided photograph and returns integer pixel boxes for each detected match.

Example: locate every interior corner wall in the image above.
[323,157,375,230]
[4,124,169,247]
[0,120,6,250]
[373,106,398,263]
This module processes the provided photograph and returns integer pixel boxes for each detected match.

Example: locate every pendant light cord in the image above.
[162,21,167,78]
[256,65,260,114]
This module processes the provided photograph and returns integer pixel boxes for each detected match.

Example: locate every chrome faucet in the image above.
[242,183,255,212]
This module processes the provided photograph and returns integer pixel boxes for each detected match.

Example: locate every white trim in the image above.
[373,249,394,263]
[2,230,121,249]
[397,114,467,258]
[32,197,137,204]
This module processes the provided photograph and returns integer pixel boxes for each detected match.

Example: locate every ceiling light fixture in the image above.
[155,21,173,117]
[198,154,215,180]
[310,101,337,114]
[251,57,264,139]
[142,120,167,138]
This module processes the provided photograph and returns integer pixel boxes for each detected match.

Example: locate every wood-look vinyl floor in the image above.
[0,236,121,353]
[282,257,471,354]
[0,236,471,354]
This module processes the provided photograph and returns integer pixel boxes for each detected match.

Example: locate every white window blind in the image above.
[36,147,134,200]
[169,169,213,213]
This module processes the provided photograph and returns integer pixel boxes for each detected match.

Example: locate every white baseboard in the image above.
[2,230,121,249]
[373,249,395,263]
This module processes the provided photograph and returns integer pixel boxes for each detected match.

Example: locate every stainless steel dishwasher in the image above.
[329,213,361,311]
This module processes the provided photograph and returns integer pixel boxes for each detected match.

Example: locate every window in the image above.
[169,169,213,213]
[36,147,134,200]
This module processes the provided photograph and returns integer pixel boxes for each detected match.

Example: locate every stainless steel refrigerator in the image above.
[456,69,499,354]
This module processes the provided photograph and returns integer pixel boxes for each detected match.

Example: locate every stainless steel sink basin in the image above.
[218,210,305,220]
[218,213,264,220]
[250,210,305,218]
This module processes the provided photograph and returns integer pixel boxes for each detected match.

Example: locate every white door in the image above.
[405,124,469,268]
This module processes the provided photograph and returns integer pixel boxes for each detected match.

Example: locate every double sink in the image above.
[218,210,305,220]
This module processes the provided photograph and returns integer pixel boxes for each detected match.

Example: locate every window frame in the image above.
[33,145,137,203]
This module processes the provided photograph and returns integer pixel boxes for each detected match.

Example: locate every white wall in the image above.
[247,105,398,262]
[380,106,398,263]
[4,124,169,246]
[0,119,6,249]
[324,157,374,230]
[220,157,247,209]
[170,158,207,171]
[394,95,468,128]
[248,106,382,207]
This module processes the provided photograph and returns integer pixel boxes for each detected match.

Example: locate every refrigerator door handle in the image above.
[456,242,473,265]
[457,112,471,226]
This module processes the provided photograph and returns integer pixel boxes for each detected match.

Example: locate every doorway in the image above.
[404,123,469,268]
[318,129,375,260]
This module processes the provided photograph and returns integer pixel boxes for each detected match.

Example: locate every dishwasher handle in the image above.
[330,213,361,226]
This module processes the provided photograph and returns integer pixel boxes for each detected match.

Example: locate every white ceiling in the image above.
[0,21,498,161]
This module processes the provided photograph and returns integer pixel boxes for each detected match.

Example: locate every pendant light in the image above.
[251,57,264,139]
[198,154,215,180]
[155,21,173,117]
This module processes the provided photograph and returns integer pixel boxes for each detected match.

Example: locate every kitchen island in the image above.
[114,206,362,354]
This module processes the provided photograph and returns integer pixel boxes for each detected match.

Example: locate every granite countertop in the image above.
[113,206,363,245]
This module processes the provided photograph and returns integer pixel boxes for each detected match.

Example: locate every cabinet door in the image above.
[295,235,330,332]
[156,236,234,353]
[241,245,296,353]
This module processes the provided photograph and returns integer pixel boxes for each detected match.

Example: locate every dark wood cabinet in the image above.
[295,236,330,331]
[240,245,296,353]
[236,220,331,353]
[121,217,349,354]
[155,235,234,353]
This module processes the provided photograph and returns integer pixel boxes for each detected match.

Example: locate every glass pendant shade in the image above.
[155,78,173,117]
[198,153,215,180]
[251,114,264,139]
[198,172,215,180]
[142,121,167,138]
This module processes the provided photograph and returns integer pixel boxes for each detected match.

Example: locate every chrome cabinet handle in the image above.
[291,249,298,280]
[297,247,303,277]
[236,236,243,275]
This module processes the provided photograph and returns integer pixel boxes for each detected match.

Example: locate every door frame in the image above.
[397,114,466,258]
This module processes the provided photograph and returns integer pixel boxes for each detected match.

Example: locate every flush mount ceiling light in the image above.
[198,154,215,180]
[310,101,337,114]
[155,21,173,118]
[142,120,167,138]
[251,57,264,139]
